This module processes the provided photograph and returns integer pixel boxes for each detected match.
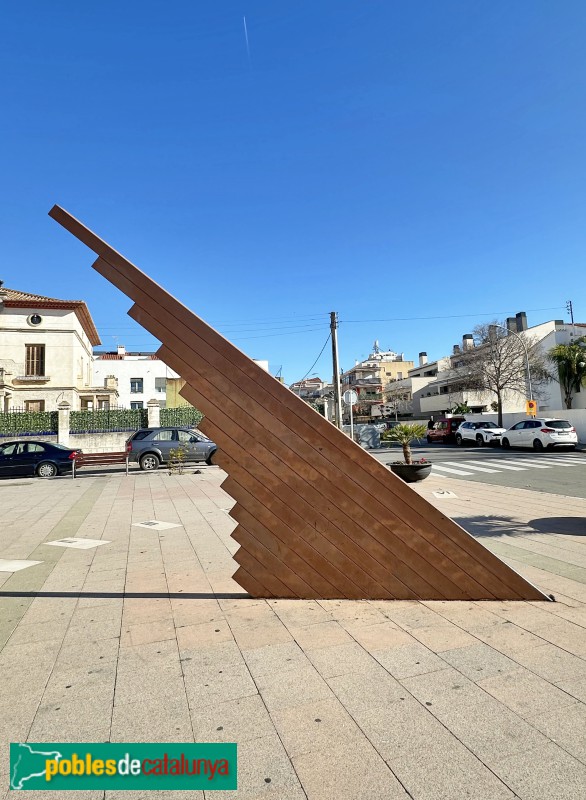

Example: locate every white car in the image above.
[500,418,578,451]
[455,421,506,447]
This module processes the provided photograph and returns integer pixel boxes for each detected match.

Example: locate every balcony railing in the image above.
[14,374,51,382]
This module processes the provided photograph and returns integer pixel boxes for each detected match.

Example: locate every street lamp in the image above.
[491,323,533,400]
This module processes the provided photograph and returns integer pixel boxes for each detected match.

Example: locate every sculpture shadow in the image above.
[455,514,585,539]
[528,517,586,537]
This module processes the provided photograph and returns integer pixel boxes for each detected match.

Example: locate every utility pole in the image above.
[567,300,575,340]
[330,311,343,428]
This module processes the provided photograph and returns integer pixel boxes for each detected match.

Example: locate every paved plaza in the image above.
[1,465,586,799]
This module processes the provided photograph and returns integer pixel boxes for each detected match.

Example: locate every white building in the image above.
[398,314,586,419]
[0,285,117,411]
[93,346,179,409]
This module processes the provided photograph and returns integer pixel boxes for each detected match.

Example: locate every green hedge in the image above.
[70,408,148,433]
[0,411,58,437]
[160,406,203,428]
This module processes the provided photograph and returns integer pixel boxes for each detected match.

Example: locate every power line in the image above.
[297,332,331,383]
[340,306,565,324]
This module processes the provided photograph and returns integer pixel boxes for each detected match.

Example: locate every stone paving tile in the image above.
[111,694,193,743]
[555,674,586,703]
[528,702,586,764]
[372,641,446,679]
[293,737,410,800]
[422,599,503,630]
[470,620,545,656]
[400,666,474,703]
[230,619,294,651]
[354,696,516,800]
[380,601,446,630]
[62,616,122,645]
[306,641,380,679]
[256,664,334,713]
[508,641,586,682]
[491,741,586,800]
[120,618,177,647]
[439,642,519,681]
[477,667,578,719]
[269,598,332,627]
[190,694,276,744]
[270,696,365,758]
[114,672,187,706]
[183,662,258,710]
[322,599,392,626]
[409,621,477,652]
[289,620,353,650]
[241,640,309,679]
[30,690,114,741]
[327,666,404,716]
[5,619,70,647]
[343,621,411,650]
[414,682,549,765]
[178,640,245,673]
[176,619,234,649]
[209,732,306,800]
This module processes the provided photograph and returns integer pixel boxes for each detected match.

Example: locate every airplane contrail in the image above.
[243,16,251,63]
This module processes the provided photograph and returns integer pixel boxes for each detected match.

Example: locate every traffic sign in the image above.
[343,390,358,406]
[526,399,537,416]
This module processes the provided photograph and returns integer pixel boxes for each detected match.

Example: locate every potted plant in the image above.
[382,423,432,483]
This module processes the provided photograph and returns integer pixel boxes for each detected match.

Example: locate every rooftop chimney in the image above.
[117,345,126,357]
[453,344,461,355]
[419,352,428,366]
[506,317,517,334]
[516,312,528,332]
[462,334,474,351]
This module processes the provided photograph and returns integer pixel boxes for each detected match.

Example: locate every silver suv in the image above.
[126,427,217,471]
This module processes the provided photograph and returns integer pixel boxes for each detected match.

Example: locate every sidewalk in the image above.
[1,467,585,799]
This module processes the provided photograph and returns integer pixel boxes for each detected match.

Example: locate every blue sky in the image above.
[2,1,585,383]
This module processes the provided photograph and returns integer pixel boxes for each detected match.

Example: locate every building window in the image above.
[130,401,144,410]
[25,400,45,412]
[25,344,45,376]
[130,378,143,394]
[155,377,166,393]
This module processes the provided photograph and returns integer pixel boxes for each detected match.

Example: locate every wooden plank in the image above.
[49,206,550,602]
[231,531,298,598]
[163,353,463,599]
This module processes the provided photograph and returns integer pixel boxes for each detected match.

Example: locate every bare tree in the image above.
[383,383,413,419]
[454,321,551,426]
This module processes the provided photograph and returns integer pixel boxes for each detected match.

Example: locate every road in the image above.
[370,442,586,499]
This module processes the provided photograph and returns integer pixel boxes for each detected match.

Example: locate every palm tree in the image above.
[382,423,428,464]
[548,338,586,409]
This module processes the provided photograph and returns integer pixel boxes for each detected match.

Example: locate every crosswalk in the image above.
[430,455,586,477]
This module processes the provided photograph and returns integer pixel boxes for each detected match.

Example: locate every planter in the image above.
[389,463,432,483]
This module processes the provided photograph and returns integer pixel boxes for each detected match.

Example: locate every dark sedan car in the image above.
[126,427,217,471]
[0,440,80,478]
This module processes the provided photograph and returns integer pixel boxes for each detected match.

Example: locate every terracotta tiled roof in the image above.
[1,288,85,303]
[1,286,101,346]
[94,352,160,360]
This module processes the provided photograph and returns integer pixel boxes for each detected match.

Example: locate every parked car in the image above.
[426,417,466,444]
[500,418,578,451]
[455,421,506,447]
[0,440,80,478]
[126,427,217,470]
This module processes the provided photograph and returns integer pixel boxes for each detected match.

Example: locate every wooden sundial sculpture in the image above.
[49,205,548,601]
